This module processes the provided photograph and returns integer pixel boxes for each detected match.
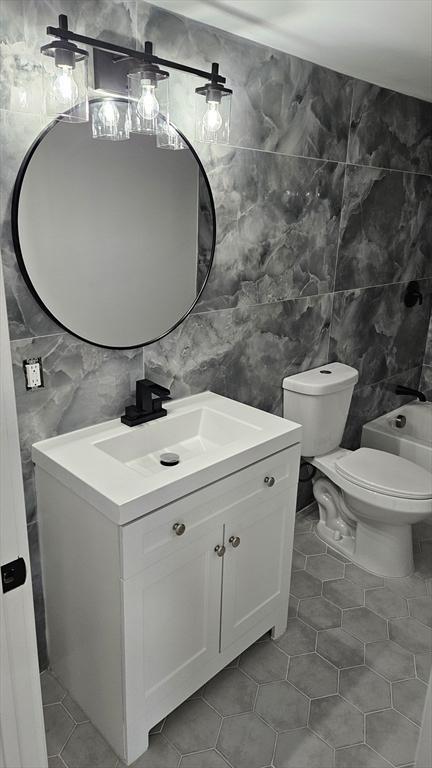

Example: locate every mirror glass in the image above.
[13,101,215,348]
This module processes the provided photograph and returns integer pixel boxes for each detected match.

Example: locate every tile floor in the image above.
[42,505,432,768]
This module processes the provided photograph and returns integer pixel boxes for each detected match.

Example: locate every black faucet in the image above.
[121,378,171,427]
[395,384,427,402]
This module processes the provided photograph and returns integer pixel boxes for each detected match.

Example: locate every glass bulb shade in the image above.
[156,119,186,150]
[91,99,130,141]
[137,80,159,120]
[43,55,88,122]
[195,87,231,144]
[127,71,169,135]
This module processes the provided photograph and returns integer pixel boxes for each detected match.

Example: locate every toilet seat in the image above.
[335,448,432,500]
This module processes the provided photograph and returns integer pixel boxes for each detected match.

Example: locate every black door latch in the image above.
[1,557,27,594]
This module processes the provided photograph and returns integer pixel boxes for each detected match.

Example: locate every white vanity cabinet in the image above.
[34,393,301,765]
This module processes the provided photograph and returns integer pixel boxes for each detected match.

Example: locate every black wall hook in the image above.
[404,281,423,307]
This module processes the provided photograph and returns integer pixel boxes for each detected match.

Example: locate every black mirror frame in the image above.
[11,98,216,350]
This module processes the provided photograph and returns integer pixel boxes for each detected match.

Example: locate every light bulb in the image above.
[98,100,120,130]
[51,66,78,108]
[202,101,222,133]
[137,79,159,120]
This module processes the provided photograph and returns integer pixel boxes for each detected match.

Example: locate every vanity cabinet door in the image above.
[122,519,223,747]
[220,478,295,650]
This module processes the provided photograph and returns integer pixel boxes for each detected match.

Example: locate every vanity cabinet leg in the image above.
[271,608,288,640]
[125,732,149,766]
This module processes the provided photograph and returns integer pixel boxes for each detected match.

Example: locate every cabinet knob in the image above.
[264,476,275,487]
[229,535,241,548]
[173,522,186,536]
[214,544,226,557]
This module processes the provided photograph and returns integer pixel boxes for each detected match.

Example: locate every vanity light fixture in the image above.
[41,14,232,144]
[127,45,169,136]
[40,16,89,122]
[195,64,232,144]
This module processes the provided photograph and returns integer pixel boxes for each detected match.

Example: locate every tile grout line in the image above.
[2,106,431,177]
[191,274,432,321]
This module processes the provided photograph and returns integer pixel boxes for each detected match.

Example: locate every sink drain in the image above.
[160,452,180,466]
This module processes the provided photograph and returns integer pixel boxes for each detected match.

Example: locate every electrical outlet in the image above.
[23,357,44,390]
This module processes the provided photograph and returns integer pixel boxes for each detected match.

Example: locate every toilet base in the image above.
[313,476,414,578]
[354,519,413,578]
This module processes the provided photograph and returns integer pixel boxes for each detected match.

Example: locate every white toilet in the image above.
[283,362,432,578]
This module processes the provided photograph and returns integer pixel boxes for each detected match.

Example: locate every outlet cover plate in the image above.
[23,357,44,390]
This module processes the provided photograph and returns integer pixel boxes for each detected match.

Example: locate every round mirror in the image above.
[12,100,215,349]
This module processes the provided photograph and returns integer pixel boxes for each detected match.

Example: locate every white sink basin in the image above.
[32,392,301,525]
[96,406,261,477]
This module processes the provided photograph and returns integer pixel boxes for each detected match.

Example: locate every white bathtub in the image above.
[361,402,432,472]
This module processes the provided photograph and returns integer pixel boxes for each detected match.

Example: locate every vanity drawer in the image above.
[121,445,300,580]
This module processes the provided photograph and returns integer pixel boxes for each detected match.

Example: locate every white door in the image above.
[0,259,47,768]
[122,520,223,760]
[221,480,294,649]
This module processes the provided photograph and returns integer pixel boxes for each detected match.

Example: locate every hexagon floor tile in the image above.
[288,652,338,698]
[217,712,275,768]
[366,709,419,767]
[203,667,257,716]
[274,728,333,768]
[179,750,231,768]
[384,575,428,598]
[316,627,364,668]
[298,596,341,630]
[322,578,364,609]
[392,678,428,725]
[163,699,221,755]
[61,722,118,768]
[43,704,74,757]
[290,570,322,599]
[339,666,391,712]
[292,548,306,571]
[305,553,344,581]
[388,617,432,654]
[342,607,387,643]
[345,564,384,589]
[309,694,364,749]
[40,672,66,705]
[365,587,408,619]
[335,744,393,768]
[415,651,432,683]
[365,639,416,681]
[239,639,289,683]
[293,532,326,556]
[408,596,432,628]
[255,680,308,731]
[274,617,316,656]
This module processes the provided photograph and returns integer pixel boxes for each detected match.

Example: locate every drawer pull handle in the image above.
[214,544,226,557]
[264,476,275,487]
[173,522,186,536]
[229,535,240,548]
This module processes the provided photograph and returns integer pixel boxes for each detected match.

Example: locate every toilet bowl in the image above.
[283,363,432,578]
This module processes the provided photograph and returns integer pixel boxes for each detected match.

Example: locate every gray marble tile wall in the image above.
[1,0,431,668]
[137,4,432,444]
[421,313,432,398]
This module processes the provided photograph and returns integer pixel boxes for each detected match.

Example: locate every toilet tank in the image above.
[283,363,358,457]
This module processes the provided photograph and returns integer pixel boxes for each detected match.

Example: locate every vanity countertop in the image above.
[32,391,301,525]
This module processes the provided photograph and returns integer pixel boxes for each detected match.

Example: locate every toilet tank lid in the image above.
[282,363,358,395]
